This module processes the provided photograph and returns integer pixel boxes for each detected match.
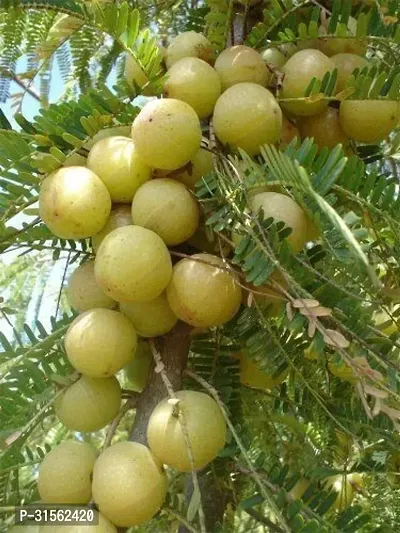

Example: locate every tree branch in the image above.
[0,67,41,102]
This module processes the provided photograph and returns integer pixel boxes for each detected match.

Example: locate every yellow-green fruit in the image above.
[164,57,221,118]
[214,45,270,91]
[147,390,226,472]
[280,115,299,149]
[87,137,151,203]
[92,205,132,253]
[324,475,354,510]
[237,352,287,390]
[66,260,116,312]
[166,31,213,69]
[39,167,111,239]
[131,178,199,245]
[374,309,398,336]
[172,147,213,189]
[339,100,398,143]
[331,53,369,93]
[250,192,308,251]
[38,441,96,504]
[288,478,310,500]
[92,442,167,527]
[124,53,152,95]
[95,225,172,302]
[120,292,177,338]
[124,340,152,392]
[65,309,137,377]
[213,82,282,155]
[166,253,242,327]
[55,375,121,432]
[85,125,131,151]
[328,360,358,383]
[63,152,87,167]
[262,47,287,69]
[39,512,117,533]
[298,107,349,150]
[319,29,367,57]
[280,49,335,116]
[131,98,202,170]
[241,270,288,307]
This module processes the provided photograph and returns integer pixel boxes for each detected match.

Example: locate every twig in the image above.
[164,507,201,533]
[245,508,284,533]
[103,397,137,451]
[0,67,41,102]
[55,252,71,319]
[149,340,207,533]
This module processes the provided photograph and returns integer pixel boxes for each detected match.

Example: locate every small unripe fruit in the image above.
[92,442,167,527]
[262,47,287,69]
[339,100,398,143]
[87,137,151,203]
[131,98,202,170]
[92,205,132,253]
[63,152,87,167]
[131,178,199,245]
[298,107,349,150]
[331,53,369,93]
[250,192,308,251]
[147,390,226,472]
[95,225,172,302]
[164,57,221,118]
[166,253,242,327]
[66,260,116,312]
[172,147,213,190]
[39,167,111,239]
[120,292,177,338]
[166,31,213,69]
[124,339,152,392]
[280,115,299,149]
[213,82,282,155]
[215,45,270,91]
[84,125,131,151]
[55,375,121,432]
[280,49,335,116]
[38,441,96,504]
[237,351,287,390]
[65,309,137,377]
[39,512,116,533]
[328,360,358,383]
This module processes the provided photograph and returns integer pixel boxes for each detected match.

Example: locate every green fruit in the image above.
[147,390,226,472]
[166,31,213,69]
[95,225,172,302]
[298,107,349,150]
[164,57,221,118]
[84,125,131,151]
[63,152,87,167]
[92,205,132,253]
[120,292,177,338]
[55,375,121,432]
[280,49,335,116]
[131,178,199,245]
[262,47,287,69]
[38,512,116,533]
[131,98,202,170]
[288,478,310,500]
[38,440,96,504]
[249,192,309,251]
[172,147,213,190]
[215,45,270,91]
[39,167,111,239]
[339,100,398,144]
[87,136,151,203]
[65,309,137,377]
[92,442,167,527]
[166,253,242,327]
[124,339,152,392]
[331,53,369,93]
[66,260,116,312]
[236,351,287,390]
[213,82,282,155]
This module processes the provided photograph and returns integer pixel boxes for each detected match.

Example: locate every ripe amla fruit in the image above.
[131,178,199,245]
[250,192,309,252]
[339,99,399,144]
[66,260,116,312]
[55,375,121,432]
[297,107,349,150]
[213,82,282,155]
[331,53,369,93]
[280,49,335,116]
[166,31,213,69]
[91,204,132,253]
[39,167,111,239]
[164,57,221,118]
[65,309,137,377]
[38,440,96,504]
[131,98,202,170]
[166,253,242,327]
[147,390,226,472]
[95,225,172,302]
[214,45,270,91]
[120,292,177,337]
[38,513,116,533]
[236,351,287,390]
[171,146,213,190]
[92,441,167,527]
[124,339,152,392]
[87,136,151,203]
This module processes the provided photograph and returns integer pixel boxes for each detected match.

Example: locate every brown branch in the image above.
[103,397,137,450]
[0,67,41,102]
